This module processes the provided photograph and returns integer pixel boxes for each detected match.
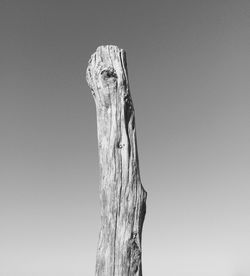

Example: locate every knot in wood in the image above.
[117,143,125,149]
[100,67,118,89]
[101,67,117,80]
[127,232,141,274]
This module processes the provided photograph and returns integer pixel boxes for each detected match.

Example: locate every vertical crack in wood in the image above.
[86,45,147,276]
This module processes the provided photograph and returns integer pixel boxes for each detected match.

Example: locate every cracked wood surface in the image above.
[86,45,147,276]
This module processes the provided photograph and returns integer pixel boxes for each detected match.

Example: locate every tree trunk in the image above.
[86,45,147,276]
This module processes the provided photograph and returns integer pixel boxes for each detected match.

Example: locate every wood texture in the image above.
[86,45,147,276]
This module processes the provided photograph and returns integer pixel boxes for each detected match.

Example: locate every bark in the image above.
[86,45,147,276]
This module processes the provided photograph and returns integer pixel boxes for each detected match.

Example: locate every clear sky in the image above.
[0,0,250,275]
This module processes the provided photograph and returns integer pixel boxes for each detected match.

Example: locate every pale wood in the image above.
[86,45,147,276]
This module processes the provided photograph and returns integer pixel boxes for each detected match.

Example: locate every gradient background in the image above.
[1,1,250,275]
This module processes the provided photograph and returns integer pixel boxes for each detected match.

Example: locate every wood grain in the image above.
[86,45,147,276]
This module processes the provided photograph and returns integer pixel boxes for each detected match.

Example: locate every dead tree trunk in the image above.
[86,45,147,276]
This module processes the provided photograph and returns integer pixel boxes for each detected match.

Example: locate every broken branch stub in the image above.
[86,45,147,276]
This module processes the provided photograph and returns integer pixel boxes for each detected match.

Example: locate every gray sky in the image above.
[0,1,250,275]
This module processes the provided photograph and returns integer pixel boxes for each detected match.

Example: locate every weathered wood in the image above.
[86,45,147,276]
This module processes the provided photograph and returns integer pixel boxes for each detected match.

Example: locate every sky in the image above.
[0,0,250,275]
